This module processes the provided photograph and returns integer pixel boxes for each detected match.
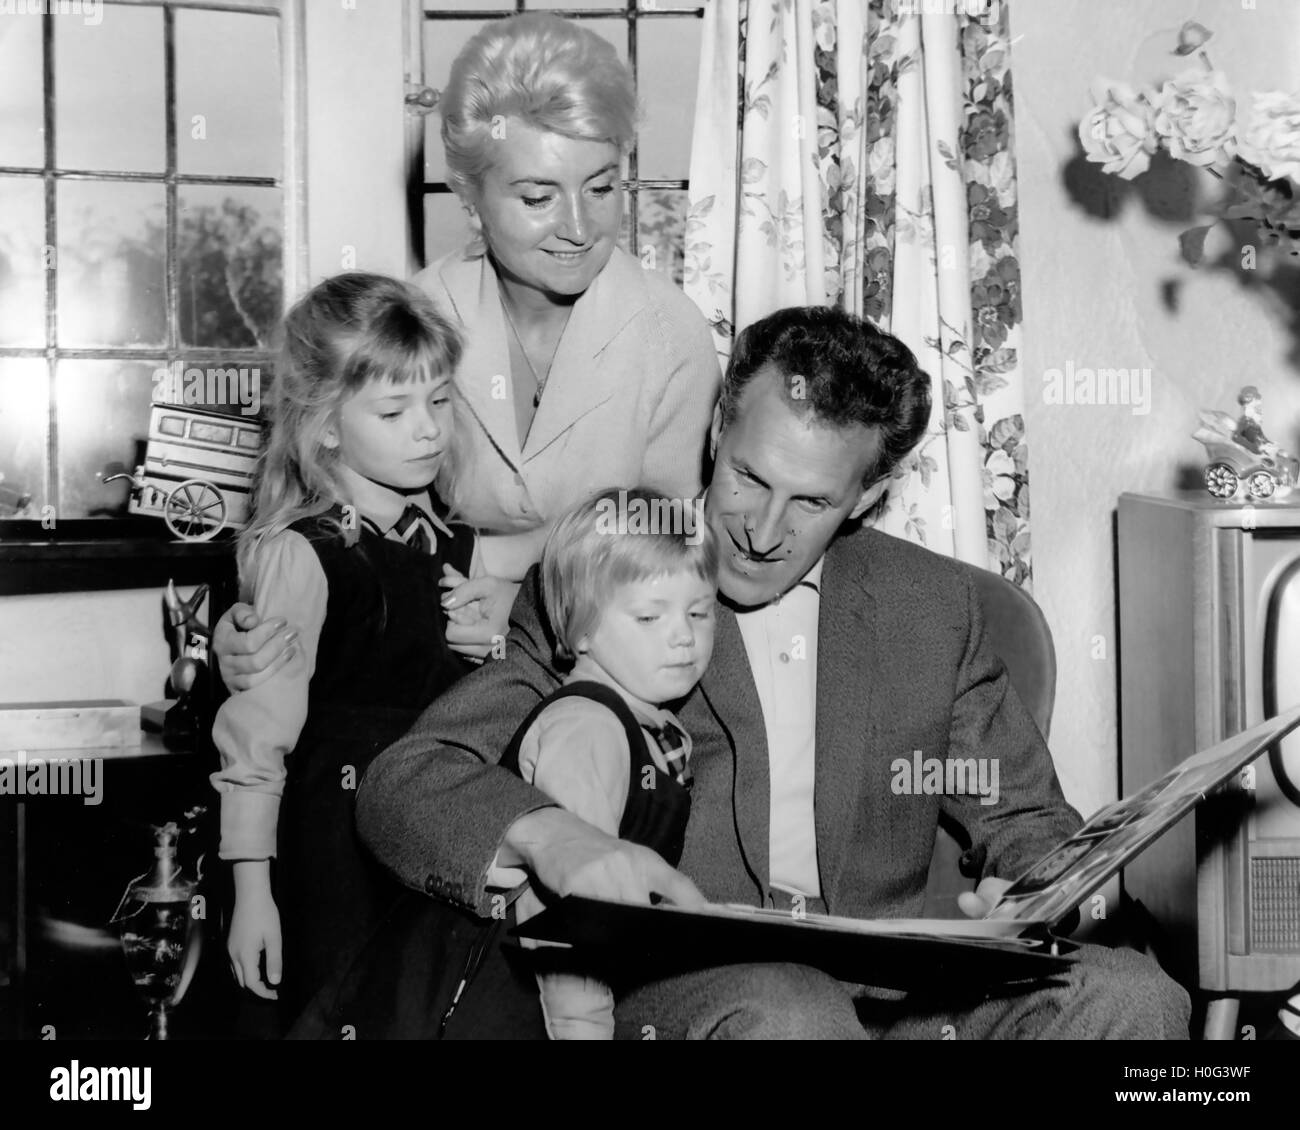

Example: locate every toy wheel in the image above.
[1205,463,1239,499]
[164,480,226,541]
[1247,471,1277,500]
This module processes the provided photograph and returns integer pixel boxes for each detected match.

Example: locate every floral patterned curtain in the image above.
[685,0,1030,585]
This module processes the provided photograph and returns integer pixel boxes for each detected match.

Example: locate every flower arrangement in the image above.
[1078,20,1300,264]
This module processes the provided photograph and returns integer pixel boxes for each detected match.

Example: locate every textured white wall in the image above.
[1015,0,1300,818]
[0,588,197,708]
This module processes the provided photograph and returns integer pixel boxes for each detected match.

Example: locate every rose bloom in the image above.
[983,449,1017,511]
[1078,81,1159,179]
[1237,91,1300,183]
[1152,69,1237,168]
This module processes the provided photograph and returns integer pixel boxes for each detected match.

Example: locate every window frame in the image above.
[0,0,306,535]
[413,0,704,270]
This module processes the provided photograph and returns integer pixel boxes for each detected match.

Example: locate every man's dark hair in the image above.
[721,306,932,484]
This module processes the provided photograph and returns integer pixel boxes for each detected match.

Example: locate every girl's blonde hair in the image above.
[440,12,637,199]
[237,273,464,588]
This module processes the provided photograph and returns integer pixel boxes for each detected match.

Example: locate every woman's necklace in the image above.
[500,297,568,409]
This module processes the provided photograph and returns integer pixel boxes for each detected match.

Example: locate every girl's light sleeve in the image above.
[209,529,328,861]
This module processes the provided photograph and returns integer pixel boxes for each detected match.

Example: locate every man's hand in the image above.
[502,807,706,908]
[440,568,519,661]
[957,876,1012,920]
[212,603,298,692]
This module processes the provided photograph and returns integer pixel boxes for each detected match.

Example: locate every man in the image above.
[217,306,1189,1038]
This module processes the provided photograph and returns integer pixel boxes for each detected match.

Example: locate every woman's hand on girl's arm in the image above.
[439,567,520,660]
[228,860,282,999]
[213,603,299,692]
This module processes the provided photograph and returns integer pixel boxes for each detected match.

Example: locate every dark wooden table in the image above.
[0,526,244,1038]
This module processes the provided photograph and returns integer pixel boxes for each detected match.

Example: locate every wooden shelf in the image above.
[0,522,237,599]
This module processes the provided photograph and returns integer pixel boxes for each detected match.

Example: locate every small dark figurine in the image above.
[1234,386,1273,456]
[1193,386,1298,502]
[146,580,211,749]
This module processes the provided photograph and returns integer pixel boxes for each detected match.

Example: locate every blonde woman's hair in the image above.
[440,12,637,199]
[542,485,719,665]
[237,272,464,589]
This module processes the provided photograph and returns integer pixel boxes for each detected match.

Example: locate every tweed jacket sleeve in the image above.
[940,567,1082,882]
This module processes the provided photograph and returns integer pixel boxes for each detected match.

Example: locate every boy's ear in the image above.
[708,400,724,461]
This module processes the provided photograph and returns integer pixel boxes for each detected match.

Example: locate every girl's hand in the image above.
[439,568,519,660]
[228,861,282,999]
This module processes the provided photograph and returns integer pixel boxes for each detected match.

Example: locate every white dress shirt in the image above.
[734,558,825,899]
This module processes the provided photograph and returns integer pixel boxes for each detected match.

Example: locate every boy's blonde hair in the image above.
[542,486,718,664]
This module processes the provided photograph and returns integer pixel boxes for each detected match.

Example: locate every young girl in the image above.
[210,272,478,1024]
[504,486,718,1039]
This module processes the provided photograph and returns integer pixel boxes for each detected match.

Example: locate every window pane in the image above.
[178,185,283,351]
[176,9,282,179]
[57,180,165,348]
[0,358,48,518]
[527,1,627,9]
[0,15,45,168]
[424,192,473,265]
[423,1,515,10]
[637,17,699,179]
[56,360,155,519]
[423,19,489,185]
[0,177,46,347]
[638,186,687,286]
[56,5,164,173]
[574,19,626,60]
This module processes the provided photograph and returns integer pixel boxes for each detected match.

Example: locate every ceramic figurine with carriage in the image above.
[101,404,261,541]
[1193,386,1298,503]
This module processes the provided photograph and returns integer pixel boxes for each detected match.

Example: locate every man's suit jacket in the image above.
[413,244,720,582]
[356,525,1082,920]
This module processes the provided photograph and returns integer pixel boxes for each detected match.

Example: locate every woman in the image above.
[429,12,718,594]
[216,11,719,675]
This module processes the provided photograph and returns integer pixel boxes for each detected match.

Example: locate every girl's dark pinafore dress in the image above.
[273,496,473,1026]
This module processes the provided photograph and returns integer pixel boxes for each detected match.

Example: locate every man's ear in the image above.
[708,400,724,461]
[847,476,890,521]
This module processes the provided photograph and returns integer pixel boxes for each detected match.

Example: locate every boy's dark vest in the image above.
[499,680,692,867]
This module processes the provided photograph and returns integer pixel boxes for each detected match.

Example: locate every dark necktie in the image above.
[392,503,436,555]
[644,719,692,788]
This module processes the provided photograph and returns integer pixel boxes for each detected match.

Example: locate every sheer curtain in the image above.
[685,0,1030,585]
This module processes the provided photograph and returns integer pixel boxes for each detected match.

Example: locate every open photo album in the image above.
[514,703,1300,989]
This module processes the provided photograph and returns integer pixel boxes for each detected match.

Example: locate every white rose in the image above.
[1152,69,1237,168]
[1237,91,1300,183]
[1078,81,1159,179]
